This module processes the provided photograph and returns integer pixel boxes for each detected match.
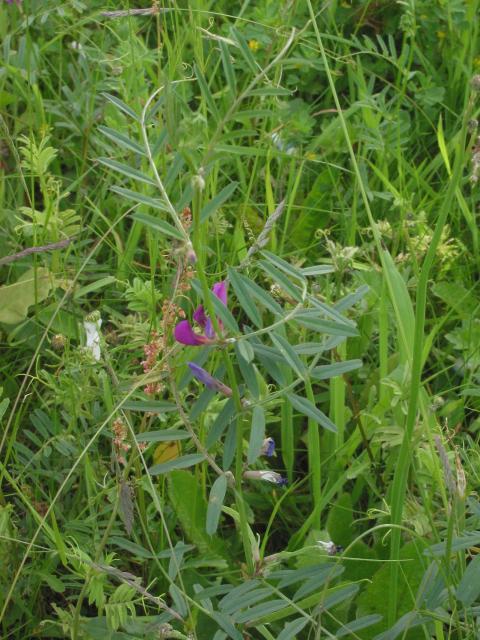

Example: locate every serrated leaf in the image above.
[131,211,184,240]
[247,405,265,465]
[150,453,205,475]
[206,475,228,535]
[287,393,337,433]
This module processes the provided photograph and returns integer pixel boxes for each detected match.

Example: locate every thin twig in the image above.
[0,237,75,266]
[101,8,172,18]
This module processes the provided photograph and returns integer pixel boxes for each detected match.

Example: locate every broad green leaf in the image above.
[222,587,272,615]
[97,157,156,186]
[271,333,307,379]
[302,265,335,276]
[150,453,205,475]
[229,271,283,316]
[135,429,191,442]
[247,405,266,464]
[220,40,236,94]
[122,400,176,413]
[0,397,10,422]
[295,314,359,337]
[219,580,261,612]
[262,250,305,282]
[201,182,239,223]
[287,393,337,433]
[206,475,228,536]
[235,343,260,398]
[277,618,310,640]
[248,87,292,97]
[206,399,236,448]
[293,565,344,600]
[168,470,228,559]
[0,267,54,325]
[229,26,258,73]
[131,211,184,240]
[211,612,243,640]
[311,359,362,380]
[102,92,139,120]
[194,63,220,123]
[456,554,480,606]
[228,267,263,328]
[234,599,286,624]
[110,185,170,212]
[336,614,383,637]
[97,125,145,155]
[258,260,303,302]
[374,612,430,640]
[424,532,480,557]
[73,276,116,299]
[357,540,428,640]
[237,339,254,363]
[320,584,359,610]
[335,285,369,312]
[382,250,415,362]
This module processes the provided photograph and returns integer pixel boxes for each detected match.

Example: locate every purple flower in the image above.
[243,470,287,486]
[188,362,232,397]
[261,437,275,457]
[174,280,228,346]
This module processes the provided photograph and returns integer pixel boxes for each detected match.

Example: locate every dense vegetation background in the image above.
[1,1,480,638]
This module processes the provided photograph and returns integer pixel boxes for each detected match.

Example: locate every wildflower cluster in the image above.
[141,332,164,396]
[174,279,287,487]
[112,418,130,466]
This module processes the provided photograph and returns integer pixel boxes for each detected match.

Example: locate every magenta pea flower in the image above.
[174,280,228,346]
[188,362,232,397]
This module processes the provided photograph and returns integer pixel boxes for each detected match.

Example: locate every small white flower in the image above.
[84,313,102,361]
[316,540,342,556]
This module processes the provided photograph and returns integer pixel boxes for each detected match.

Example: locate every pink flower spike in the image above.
[174,320,210,346]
